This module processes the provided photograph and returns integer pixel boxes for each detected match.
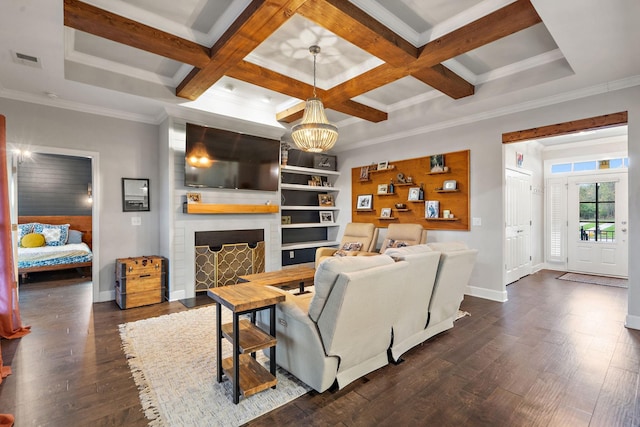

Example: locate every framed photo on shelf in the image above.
[377,161,389,170]
[359,166,370,181]
[407,187,420,201]
[377,183,388,194]
[186,192,201,204]
[443,180,457,190]
[430,154,445,172]
[356,194,373,210]
[426,200,440,218]
[380,208,392,218]
[281,215,292,225]
[313,154,337,171]
[319,211,334,223]
[318,194,335,207]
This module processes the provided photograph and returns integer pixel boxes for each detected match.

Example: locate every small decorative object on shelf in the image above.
[318,194,335,206]
[357,194,373,210]
[186,192,201,203]
[396,173,406,183]
[389,179,395,194]
[443,180,457,190]
[377,183,389,194]
[319,211,334,223]
[313,154,337,171]
[426,200,439,218]
[380,208,392,218]
[378,160,389,170]
[395,203,406,209]
[281,215,292,225]
[419,183,425,200]
[408,187,420,201]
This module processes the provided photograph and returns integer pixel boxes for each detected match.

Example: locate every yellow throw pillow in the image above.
[21,233,46,248]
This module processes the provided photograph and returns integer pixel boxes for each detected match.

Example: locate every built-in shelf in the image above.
[281,240,340,250]
[434,189,460,193]
[425,217,460,221]
[369,165,396,173]
[282,223,340,229]
[395,183,414,186]
[407,200,425,203]
[184,203,279,214]
[281,165,340,176]
[378,217,398,220]
[281,206,339,211]
[355,209,374,212]
[427,170,450,175]
[281,183,339,192]
[377,193,396,196]
[394,209,411,212]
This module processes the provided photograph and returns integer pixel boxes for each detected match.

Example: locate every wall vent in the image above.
[12,51,42,68]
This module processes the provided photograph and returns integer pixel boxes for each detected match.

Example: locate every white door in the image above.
[505,168,532,284]
[567,173,628,277]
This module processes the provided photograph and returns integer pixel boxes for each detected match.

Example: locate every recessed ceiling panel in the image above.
[374,0,483,33]
[354,76,437,106]
[73,31,182,78]
[126,0,232,34]
[247,15,384,90]
[454,23,559,75]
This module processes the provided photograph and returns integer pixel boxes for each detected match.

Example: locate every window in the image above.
[573,161,597,172]
[578,182,615,242]
[551,163,571,174]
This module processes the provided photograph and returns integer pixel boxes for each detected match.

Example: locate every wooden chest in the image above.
[115,256,167,309]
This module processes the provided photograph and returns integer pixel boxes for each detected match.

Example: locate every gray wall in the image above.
[1,98,160,301]
[18,153,92,216]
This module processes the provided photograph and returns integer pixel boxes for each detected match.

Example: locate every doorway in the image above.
[505,168,532,284]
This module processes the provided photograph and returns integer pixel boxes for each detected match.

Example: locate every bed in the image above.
[17,215,93,277]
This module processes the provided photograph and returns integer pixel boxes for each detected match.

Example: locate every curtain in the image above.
[0,115,30,339]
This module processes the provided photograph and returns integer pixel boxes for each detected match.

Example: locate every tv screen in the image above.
[185,123,280,191]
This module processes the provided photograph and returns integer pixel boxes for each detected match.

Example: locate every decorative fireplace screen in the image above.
[194,242,265,291]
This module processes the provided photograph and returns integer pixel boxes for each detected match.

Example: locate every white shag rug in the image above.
[119,306,311,426]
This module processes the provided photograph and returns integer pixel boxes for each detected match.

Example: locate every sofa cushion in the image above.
[427,241,469,252]
[333,241,363,257]
[384,243,433,258]
[309,255,395,322]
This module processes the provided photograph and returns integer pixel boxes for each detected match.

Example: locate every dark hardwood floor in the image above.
[1,269,638,426]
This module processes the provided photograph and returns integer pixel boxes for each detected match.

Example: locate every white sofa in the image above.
[258,255,409,392]
[385,242,478,361]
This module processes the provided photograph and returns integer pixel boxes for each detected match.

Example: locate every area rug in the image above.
[119,306,311,427]
[557,272,628,288]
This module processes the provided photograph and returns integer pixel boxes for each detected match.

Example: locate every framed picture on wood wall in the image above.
[356,194,373,210]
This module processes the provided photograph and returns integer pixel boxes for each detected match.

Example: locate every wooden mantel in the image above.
[184,203,279,215]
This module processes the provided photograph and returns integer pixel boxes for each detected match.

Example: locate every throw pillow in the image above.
[17,223,36,247]
[387,239,409,248]
[333,242,363,257]
[33,223,70,246]
[21,233,46,248]
[67,229,84,244]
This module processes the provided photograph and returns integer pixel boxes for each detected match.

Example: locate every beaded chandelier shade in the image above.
[291,46,338,153]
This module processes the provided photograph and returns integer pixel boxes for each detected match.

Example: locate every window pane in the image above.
[579,183,596,202]
[624,157,629,167]
[551,163,572,173]
[597,182,615,202]
[609,158,623,168]
[580,203,596,221]
[598,202,615,222]
[573,161,597,171]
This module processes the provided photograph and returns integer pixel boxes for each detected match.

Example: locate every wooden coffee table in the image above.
[238,265,315,294]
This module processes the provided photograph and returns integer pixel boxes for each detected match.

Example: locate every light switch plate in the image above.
[472,217,482,226]
[131,217,141,226]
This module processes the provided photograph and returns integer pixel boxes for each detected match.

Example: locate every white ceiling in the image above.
[0,0,638,151]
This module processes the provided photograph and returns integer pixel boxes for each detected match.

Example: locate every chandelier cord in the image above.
[312,51,317,97]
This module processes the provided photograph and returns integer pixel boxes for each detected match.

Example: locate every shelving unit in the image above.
[280,159,340,266]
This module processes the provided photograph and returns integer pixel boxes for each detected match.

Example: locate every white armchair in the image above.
[315,222,379,266]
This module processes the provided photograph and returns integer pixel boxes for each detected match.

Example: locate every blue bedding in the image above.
[18,242,93,269]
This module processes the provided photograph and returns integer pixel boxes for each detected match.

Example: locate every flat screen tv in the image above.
[184,123,280,191]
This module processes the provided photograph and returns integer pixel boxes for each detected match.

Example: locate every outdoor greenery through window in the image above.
[579,182,615,242]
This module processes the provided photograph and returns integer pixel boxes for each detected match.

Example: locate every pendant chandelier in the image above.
[291,45,338,153]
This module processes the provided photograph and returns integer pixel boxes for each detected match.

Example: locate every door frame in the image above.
[504,167,533,285]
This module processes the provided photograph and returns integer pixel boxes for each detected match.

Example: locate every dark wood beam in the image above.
[297,0,417,67]
[63,0,211,68]
[411,64,474,99]
[414,0,542,69]
[502,112,629,144]
[176,0,309,100]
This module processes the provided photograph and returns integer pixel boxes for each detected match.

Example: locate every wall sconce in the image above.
[12,148,31,164]
[87,182,93,204]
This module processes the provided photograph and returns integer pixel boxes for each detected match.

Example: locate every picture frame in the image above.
[122,178,150,212]
[359,166,370,181]
[318,194,335,207]
[430,154,445,172]
[426,200,440,218]
[443,180,457,190]
[313,154,337,171]
[186,191,201,204]
[516,152,524,168]
[356,194,373,210]
[377,183,388,194]
[319,211,334,223]
[380,208,392,218]
[407,187,420,201]
[377,161,389,170]
[281,215,292,225]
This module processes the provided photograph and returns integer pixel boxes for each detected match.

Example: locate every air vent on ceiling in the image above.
[12,51,42,68]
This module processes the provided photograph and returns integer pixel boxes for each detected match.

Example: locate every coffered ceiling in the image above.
[0,0,638,150]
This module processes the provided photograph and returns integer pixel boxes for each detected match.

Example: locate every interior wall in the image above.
[0,98,160,301]
[335,84,640,327]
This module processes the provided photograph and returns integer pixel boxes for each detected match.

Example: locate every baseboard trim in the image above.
[531,263,544,274]
[625,314,640,331]
[466,285,508,302]
[98,289,116,303]
[169,290,186,302]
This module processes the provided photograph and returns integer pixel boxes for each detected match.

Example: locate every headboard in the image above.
[18,215,93,248]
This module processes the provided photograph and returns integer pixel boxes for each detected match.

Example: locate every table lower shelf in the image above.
[221,319,276,353]
[221,354,277,398]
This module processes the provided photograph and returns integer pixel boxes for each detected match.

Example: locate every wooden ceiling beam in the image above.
[411,64,474,99]
[297,0,417,67]
[502,112,628,144]
[63,0,211,68]
[414,0,542,70]
[176,0,309,100]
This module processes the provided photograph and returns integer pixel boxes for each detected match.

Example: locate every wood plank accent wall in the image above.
[351,150,470,230]
[18,153,92,216]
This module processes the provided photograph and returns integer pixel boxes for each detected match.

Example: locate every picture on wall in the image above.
[319,211,334,223]
[377,184,388,194]
[359,166,370,181]
[430,154,445,172]
[357,194,373,210]
[426,200,440,218]
[318,194,335,206]
[380,208,392,218]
